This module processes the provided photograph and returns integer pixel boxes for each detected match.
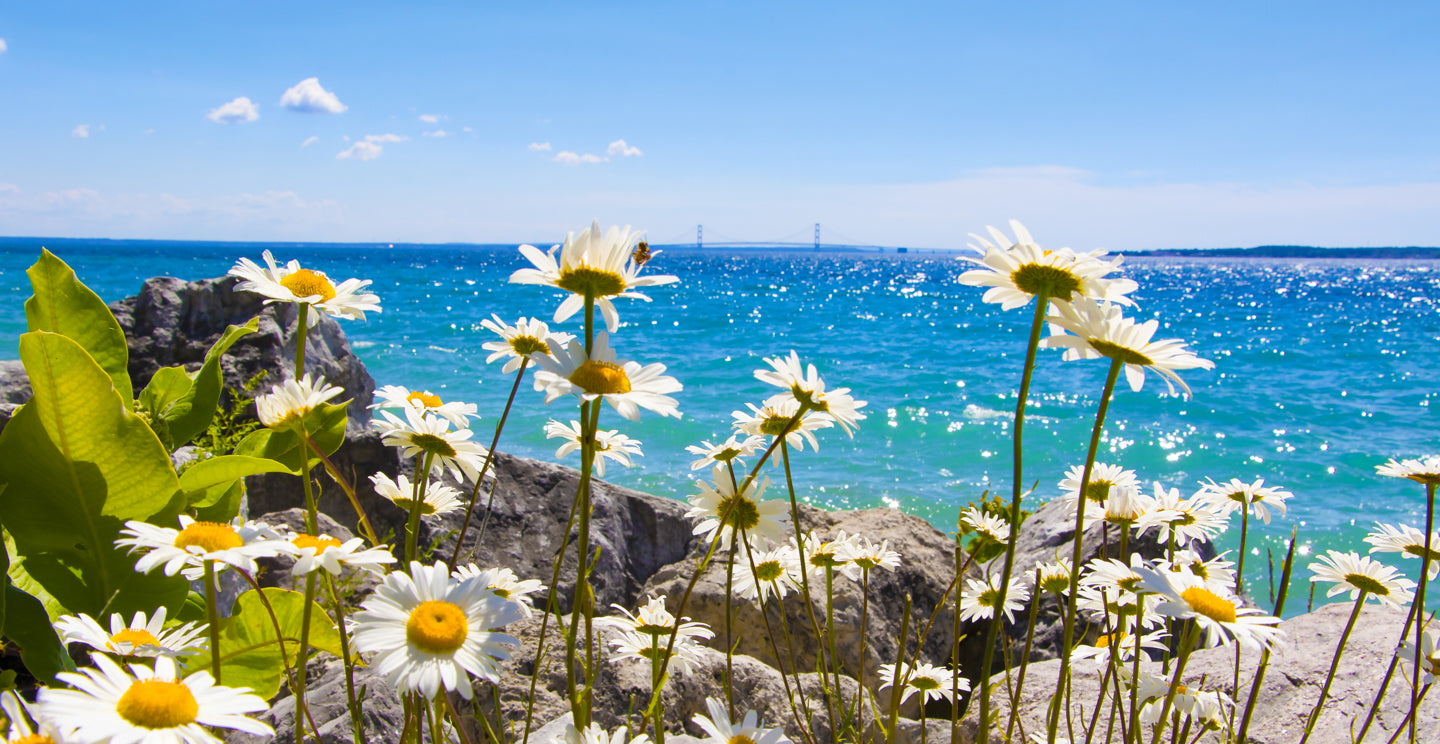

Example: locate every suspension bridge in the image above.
[644,224,951,254]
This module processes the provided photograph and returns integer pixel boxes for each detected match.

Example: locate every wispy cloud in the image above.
[301,136,319,148]
[528,142,552,152]
[422,130,447,138]
[366,133,408,144]
[336,133,408,161]
[280,77,347,114]
[0,183,18,194]
[607,139,643,157]
[71,124,91,138]
[207,96,259,124]
[0,183,343,238]
[419,114,440,123]
[553,151,604,165]
[0,38,7,54]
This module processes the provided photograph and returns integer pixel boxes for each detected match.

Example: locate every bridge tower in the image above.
[697,224,703,250]
[814,223,821,251]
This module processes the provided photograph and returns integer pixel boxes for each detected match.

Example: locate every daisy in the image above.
[0,689,64,743]
[732,399,834,453]
[1377,456,1440,486]
[1033,558,1075,596]
[1042,296,1214,397]
[254,374,343,431]
[372,406,488,483]
[508,220,678,332]
[1309,550,1415,608]
[692,696,792,744]
[961,506,1012,545]
[531,332,682,421]
[451,565,545,618]
[1396,630,1440,687]
[1134,482,1228,545]
[839,535,902,573]
[605,629,708,676]
[36,655,271,743]
[280,532,395,578]
[1161,549,1238,589]
[372,384,477,428]
[1059,462,1140,510]
[1078,556,1163,631]
[565,722,652,744]
[685,467,790,551]
[1193,477,1293,524]
[1130,671,1233,728]
[228,250,380,326]
[957,220,1138,310]
[116,516,285,580]
[732,545,800,603]
[54,607,207,659]
[1070,627,1168,663]
[597,596,714,645]
[369,472,466,517]
[959,574,1030,624]
[1138,562,1283,651]
[479,314,574,373]
[878,661,968,705]
[350,561,524,700]
[1081,482,1159,533]
[790,530,862,582]
[1366,522,1440,579]
[686,433,767,471]
[544,419,643,477]
[754,351,868,436]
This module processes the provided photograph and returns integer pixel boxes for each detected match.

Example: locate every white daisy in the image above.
[961,506,1012,545]
[686,433,768,471]
[1139,562,1283,652]
[1042,296,1214,397]
[544,419,643,477]
[1081,481,1159,533]
[479,314,575,373]
[228,250,380,326]
[116,516,285,580]
[1193,477,1293,524]
[508,220,678,333]
[692,696,793,744]
[254,373,343,431]
[1077,556,1164,631]
[605,628,708,676]
[565,722,652,744]
[1130,670,1234,728]
[369,472,466,518]
[1161,549,1238,590]
[790,530,862,583]
[0,689,64,743]
[1134,482,1228,545]
[372,406,488,483]
[1366,522,1440,579]
[54,607,207,659]
[36,655,271,743]
[732,399,834,453]
[597,596,714,645]
[1309,550,1415,608]
[531,332,682,421]
[1377,456,1440,486]
[685,467,790,551]
[1396,630,1440,687]
[1059,462,1140,511]
[371,384,478,428]
[451,565,545,619]
[350,561,524,700]
[959,574,1030,624]
[732,545,800,603]
[957,220,1138,310]
[878,661,968,705]
[1034,558,1075,596]
[839,535,902,573]
[280,532,395,578]
[1070,627,1168,664]
[754,351,868,436]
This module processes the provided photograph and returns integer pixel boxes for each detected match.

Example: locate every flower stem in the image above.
[448,357,528,569]
[295,304,309,379]
[404,452,435,564]
[780,439,837,732]
[1006,567,1045,743]
[1238,527,1298,742]
[1148,621,1200,744]
[979,294,1049,744]
[204,560,222,684]
[1299,591,1368,744]
[1410,482,1437,744]
[326,572,367,744]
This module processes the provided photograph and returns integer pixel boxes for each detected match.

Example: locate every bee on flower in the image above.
[509,220,678,332]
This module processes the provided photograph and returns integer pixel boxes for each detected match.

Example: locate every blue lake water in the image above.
[3,238,1438,607]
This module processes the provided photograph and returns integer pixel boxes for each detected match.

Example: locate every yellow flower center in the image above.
[1088,339,1155,366]
[11,735,56,744]
[115,679,199,729]
[406,600,469,654]
[174,521,243,553]
[1181,586,1238,623]
[409,433,458,458]
[1011,263,1082,299]
[569,360,631,395]
[910,676,941,692]
[390,497,437,515]
[279,269,337,302]
[1041,574,1072,594]
[728,737,756,744]
[1403,544,1440,561]
[292,534,343,553]
[755,560,785,582]
[1094,630,1127,649]
[1116,576,1143,593]
[1344,572,1390,596]
[489,586,512,598]
[407,391,444,407]
[978,588,1001,608]
[555,266,628,298]
[109,628,161,649]
[509,335,550,357]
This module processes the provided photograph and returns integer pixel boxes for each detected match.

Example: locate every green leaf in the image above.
[179,455,292,501]
[167,319,258,447]
[3,585,76,685]
[181,588,345,699]
[0,332,188,615]
[0,486,8,631]
[233,400,349,473]
[24,249,134,409]
[193,480,246,523]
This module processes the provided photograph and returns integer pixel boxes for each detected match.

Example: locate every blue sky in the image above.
[1,1,1437,249]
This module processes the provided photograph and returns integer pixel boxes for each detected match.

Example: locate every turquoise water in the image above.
[3,239,1438,605]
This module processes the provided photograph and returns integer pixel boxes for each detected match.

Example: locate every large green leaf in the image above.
[193,481,245,523]
[179,455,291,508]
[233,400,349,473]
[24,249,134,409]
[0,332,187,615]
[181,588,345,699]
[3,585,75,685]
[167,319,258,447]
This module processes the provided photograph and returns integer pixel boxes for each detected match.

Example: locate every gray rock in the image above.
[224,657,410,744]
[250,508,384,599]
[0,359,30,404]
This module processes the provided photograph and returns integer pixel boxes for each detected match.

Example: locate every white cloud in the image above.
[336,141,382,161]
[423,130,447,138]
[207,96,259,124]
[301,136,319,148]
[462,126,473,133]
[419,114,440,123]
[553,151,605,165]
[0,183,18,194]
[528,142,552,152]
[365,133,407,144]
[280,77,347,114]
[71,124,90,138]
[607,139,643,157]
[0,38,7,54]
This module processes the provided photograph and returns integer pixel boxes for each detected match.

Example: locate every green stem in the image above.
[980,294,1049,744]
[1299,592,1368,743]
[856,566,870,741]
[884,595,912,740]
[404,452,435,564]
[238,572,321,743]
[780,439,837,733]
[295,304,309,379]
[1149,622,1200,744]
[521,465,586,744]
[1006,567,1045,743]
[326,572,367,744]
[725,539,737,718]
[448,358,528,569]
[1410,482,1437,744]
[204,560,222,684]
[1239,527,1298,742]
[295,571,318,744]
